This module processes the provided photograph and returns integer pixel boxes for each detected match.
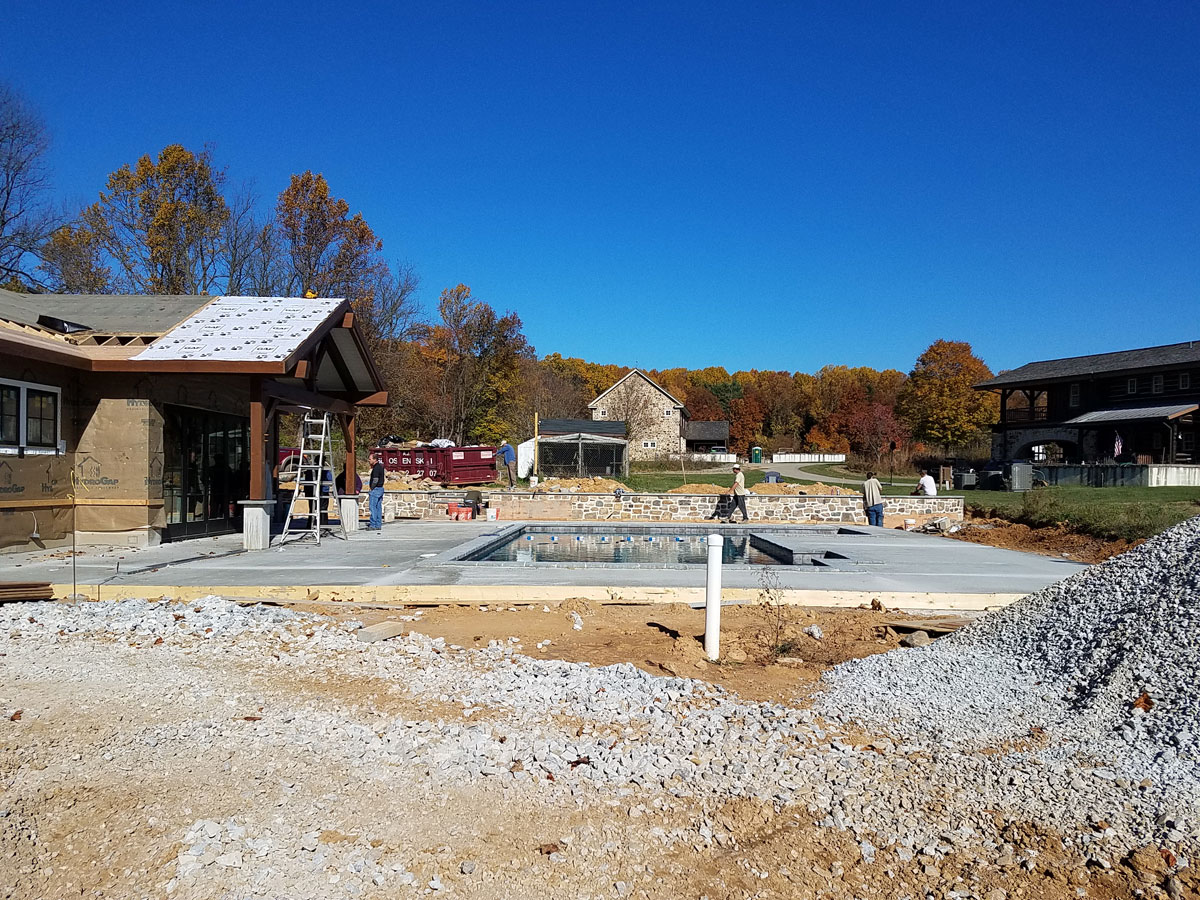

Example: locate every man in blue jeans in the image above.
[367,450,385,531]
[862,471,884,527]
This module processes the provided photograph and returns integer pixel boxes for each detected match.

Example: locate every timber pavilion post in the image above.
[241,375,274,550]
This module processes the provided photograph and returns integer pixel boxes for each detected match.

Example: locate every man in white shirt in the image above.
[723,463,749,522]
[915,469,937,497]
[861,472,884,526]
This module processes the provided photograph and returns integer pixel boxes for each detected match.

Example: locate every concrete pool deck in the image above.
[4,520,1089,611]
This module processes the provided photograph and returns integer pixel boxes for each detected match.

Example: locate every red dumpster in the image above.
[380,447,441,482]
[434,446,498,485]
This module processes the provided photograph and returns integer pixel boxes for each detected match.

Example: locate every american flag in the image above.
[1114,432,1123,457]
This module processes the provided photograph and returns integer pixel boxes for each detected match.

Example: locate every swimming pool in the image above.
[449,524,865,567]
[469,530,781,566]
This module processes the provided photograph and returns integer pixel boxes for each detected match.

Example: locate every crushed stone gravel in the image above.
[2,569,1197,897]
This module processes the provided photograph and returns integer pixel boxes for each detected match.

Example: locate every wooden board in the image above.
[881,616,974,635]
[356,621,411,643]
[0,581,54,603]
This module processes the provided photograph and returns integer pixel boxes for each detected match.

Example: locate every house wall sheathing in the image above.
[1,354,252,550]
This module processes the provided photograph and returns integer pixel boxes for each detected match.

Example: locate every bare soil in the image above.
[345,601,928,704]
[948,513,1140,564]
[4,599,1185,899]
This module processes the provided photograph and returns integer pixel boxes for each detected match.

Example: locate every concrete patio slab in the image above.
[4,519,1089,611]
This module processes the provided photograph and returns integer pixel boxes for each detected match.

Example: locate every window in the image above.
[1183,432,1196,452]
[1127,378,1137,395]
[1152,374,1164,394]
[663,408,672,417]
[0,385,17,445]
[26,390,57,447]
[1181,373,1191,391]
[1068,383,1080,408]
[0,379,61,453]
[642,440,657,449]
[597,408,607,418]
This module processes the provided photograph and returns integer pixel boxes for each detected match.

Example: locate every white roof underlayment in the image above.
[132,296,344,362]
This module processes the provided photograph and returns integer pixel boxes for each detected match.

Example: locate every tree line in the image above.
[0,83,999,458]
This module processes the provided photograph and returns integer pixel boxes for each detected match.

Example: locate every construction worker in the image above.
[366,450,385,531]
[724,463,749,523]
[862,472,884,526]
[498,440,517,488]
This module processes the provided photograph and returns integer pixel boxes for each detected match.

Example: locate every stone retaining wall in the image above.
[365,491,963,524]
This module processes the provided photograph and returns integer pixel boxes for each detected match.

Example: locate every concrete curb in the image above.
[50,582,1024,611]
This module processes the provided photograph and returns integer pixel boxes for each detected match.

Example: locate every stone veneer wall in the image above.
[365,491,963,524]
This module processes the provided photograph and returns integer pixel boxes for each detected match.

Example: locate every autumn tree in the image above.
[728,395,765,453]
[838,401,908,462]
[274,171,384,299]
[0,84,57,284]
[351,262,422,438]
[898,339,998,451]
[81,144,229,294]
[38,223,110,292]
[423,284,532,444]
[683,383,725,421]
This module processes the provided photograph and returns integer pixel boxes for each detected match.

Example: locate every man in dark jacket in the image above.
[497,440,517,487]
[367,451,386,531]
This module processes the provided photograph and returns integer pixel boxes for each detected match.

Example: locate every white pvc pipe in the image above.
[704,533,723,660]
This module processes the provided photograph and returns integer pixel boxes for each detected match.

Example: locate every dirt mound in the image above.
[667,482,861,496]
[558,597,597,616]
[950,514,1138,563]
[532,477,626,493]
[751,481,859,496]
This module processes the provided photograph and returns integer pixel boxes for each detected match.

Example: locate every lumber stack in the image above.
[0,582,54,603]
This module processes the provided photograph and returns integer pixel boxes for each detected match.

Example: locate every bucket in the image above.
[903,518,916,531]
[529,475,539,488]
[486,508,498,521]
[447,503,459,518]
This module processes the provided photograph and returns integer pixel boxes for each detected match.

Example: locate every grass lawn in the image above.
[794,461,919,485]
[961,485,1200,541]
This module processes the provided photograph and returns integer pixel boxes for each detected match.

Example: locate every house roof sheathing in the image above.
[977,341,1200,389]
[0,290,385,401]
[0,288,211,337]
[133,296,343,362]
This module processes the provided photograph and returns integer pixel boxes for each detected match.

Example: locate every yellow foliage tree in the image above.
[274,171,384,299]
[898,339,998,450]
[82,144,229,294]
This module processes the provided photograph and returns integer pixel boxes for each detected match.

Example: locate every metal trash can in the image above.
[750,446,763,464]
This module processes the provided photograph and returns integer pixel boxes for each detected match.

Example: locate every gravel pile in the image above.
[820,514,1200,788]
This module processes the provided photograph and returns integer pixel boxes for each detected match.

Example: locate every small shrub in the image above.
[753,567,797,660]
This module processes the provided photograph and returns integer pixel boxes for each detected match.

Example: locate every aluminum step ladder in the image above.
[279,411,347,545]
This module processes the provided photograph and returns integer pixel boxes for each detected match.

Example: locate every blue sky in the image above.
[8,1,1199,375]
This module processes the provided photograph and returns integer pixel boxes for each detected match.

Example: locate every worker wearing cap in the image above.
[725,463,749,522]
[497,440,517,488]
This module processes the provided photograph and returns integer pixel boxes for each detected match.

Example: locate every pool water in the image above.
[466,529,785,566]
